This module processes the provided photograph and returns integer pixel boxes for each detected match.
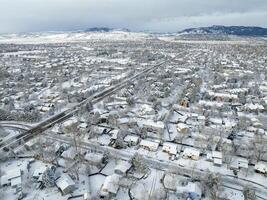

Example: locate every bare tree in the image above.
[201,171,222,200]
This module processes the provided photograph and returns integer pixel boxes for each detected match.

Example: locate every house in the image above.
[237,157,249,169]
[207,91,238,102]
[207,151,223,166]
[162,142,178,156]
[124,135,139,146]
[245,103,264,112]
[51,124,63,134]
[230,157,249,170]
[139,139,160,151]
[33,166,48,179]
[61,147,77,160]
[84,152,103,166]
[78,122,88,130]
[24,138,40,150]
[176,182,202,200]
[176,123,189,133]
[56,174,76,195]
[114,161,132,176]
[11,176,22,191]
[117,118,137,130]
[183,148,200,160]
[254,162,267,175]
[141,120,165,135]
[110,130,120,141]
[139,104,155,115]
[100,174,120,198]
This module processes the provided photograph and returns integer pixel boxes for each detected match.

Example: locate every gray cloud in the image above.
[0,0,267,33]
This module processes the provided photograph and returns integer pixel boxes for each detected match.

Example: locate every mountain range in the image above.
[85,25,267,37]
[178,25,267,37]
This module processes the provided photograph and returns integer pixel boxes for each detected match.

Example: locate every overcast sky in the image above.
[0,0,267,33]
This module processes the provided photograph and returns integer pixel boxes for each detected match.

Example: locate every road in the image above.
[0,121,32,130]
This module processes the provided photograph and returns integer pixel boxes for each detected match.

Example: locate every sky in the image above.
[0,0,267,34]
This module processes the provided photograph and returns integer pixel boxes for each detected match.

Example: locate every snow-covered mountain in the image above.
[179,25,267,37]
[85,27,130,32]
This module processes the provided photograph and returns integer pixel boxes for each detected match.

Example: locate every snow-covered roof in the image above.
[183,148,200,159]
[141,120,165,131]
[140,139,160,151]
[199,100,224,108]
[212,151,223,159]
[237,158,248,169]
[84,153,103,164]
[1,168,21,186]
[124,135,139,144]
[255,162,267,173]
[114,161,132,175]
[177,123,189,132]
[61,147,77,160]
[245,103,264,111]
[56,174,75,192]
[208,91,238,100]
[101,174,120,195]
[11,176,22,187]
[162,142,178,155]
[213,158,222,165]
[33,166,47,178]
[79,122,88,129]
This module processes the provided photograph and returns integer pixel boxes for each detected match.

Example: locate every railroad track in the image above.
[0,55,179,151]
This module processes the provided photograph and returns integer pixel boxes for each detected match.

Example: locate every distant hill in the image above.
[179,25,267,37]
[85,27,130,32]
